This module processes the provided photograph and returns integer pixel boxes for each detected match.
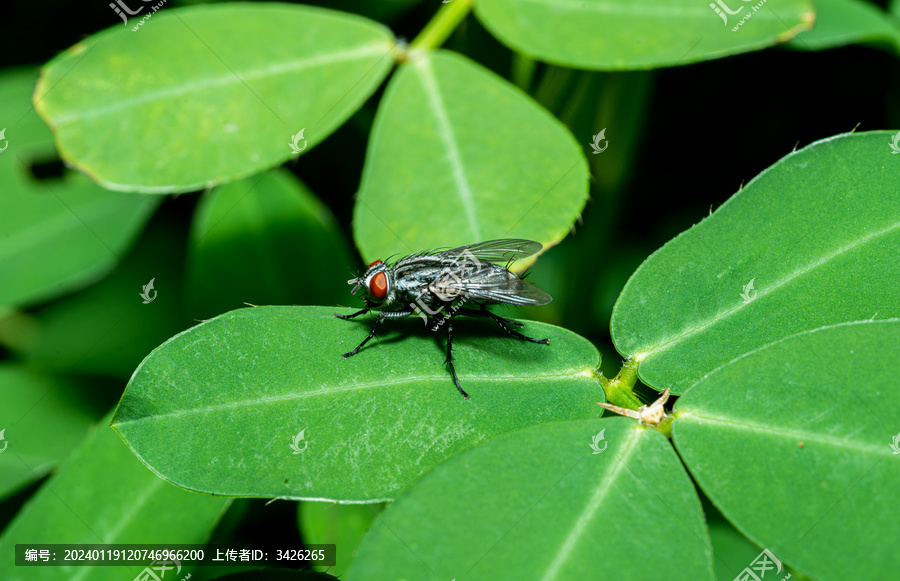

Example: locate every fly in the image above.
[333,239,552,399]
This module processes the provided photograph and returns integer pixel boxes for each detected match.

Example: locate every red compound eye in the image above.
[368,272,388,301]
[368,259,383,269]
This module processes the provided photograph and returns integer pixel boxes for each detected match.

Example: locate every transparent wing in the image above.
[437,239,543,266]
[429,261,552,306]
[461,274,553,306]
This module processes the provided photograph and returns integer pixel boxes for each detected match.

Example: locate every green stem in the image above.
[598,357,642,410]
[409,0,475,53]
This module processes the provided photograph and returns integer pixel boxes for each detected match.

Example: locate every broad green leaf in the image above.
[0,412,230,581]
[3,207,189,378]
[0,365,102,500]
[0,68,160,309]
[786,0,900,52]
[354,50,588,264]
[186,169,355,320]
[348,418,713,580]
[474,0,814,70]
[299,501,384,577]
[34,4,396,193]
[673,320,900,580]
[112,306,602,501]
[611,131,900,393]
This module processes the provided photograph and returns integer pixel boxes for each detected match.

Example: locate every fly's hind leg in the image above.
[445,320,469,399]
[461,305,550,344]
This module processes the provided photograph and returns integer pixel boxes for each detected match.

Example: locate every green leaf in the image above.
[0,412,230,581]
[786,0,900,53]
[112,306,602,501]
[673,320,900,581]
[0,365,101,500]
[348,418,713,580]
[186,169,355,320]
[474,0,814,70]
[298,501,384,577]
[34,4,396,193]
[354,50,588,264]
[611,131,900,393]
[0,68,160,309]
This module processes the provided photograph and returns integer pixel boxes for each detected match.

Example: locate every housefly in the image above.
[334,239,552,398]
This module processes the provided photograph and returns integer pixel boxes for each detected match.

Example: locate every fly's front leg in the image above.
[333,304,371,320]
[445,321,469,399]
[341,309,414,358]
[342,312,383,358]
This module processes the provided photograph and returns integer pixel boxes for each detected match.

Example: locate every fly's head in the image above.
[348,259,394,306]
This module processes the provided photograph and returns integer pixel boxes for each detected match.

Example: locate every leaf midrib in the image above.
[51,42,390,125]
[114,367,595,426]
[539,426,641,580]
[677,411,889,456]
[637,219,900,360]
[415,57,482,240]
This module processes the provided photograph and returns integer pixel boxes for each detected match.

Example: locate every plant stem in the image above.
[409,0,475,53]
[598,357,642,410]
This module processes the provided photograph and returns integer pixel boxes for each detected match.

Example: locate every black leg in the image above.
[458,306,549,344]
[445,321,469,399]
[334,306,369,320]
[342,313,384,358]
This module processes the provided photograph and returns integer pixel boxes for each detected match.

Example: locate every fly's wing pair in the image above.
[437,239,543,266]
[432,239,552,306]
